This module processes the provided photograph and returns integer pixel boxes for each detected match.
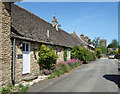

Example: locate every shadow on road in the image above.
[118,68,120,71]
[103,74,120,88]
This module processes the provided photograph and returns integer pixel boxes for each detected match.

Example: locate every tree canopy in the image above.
[93,37,100,48]
[107,39,118,48]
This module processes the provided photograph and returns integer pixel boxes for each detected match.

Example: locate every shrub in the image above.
[60,62,70,73]
[64,49,67,61]
[38,45,58,69]
[95,48,102,59]
[71,46,84,61]
[71,46,95,64]
[83,49,96,61]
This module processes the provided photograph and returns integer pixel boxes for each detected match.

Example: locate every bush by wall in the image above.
[71,46,95,64]
[84,49,96,61]
[38,45,58,69]
[71,46,84,60]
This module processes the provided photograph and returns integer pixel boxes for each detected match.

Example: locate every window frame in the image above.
[68,48,71,59]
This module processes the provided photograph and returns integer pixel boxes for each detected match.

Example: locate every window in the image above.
[23,43,25,51]
[26,43,29,51]
[23,43,30,52]
[68,48,71,58]
[56,46,58,55]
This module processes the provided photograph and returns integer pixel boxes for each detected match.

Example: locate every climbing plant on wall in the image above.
[64,49,67,61]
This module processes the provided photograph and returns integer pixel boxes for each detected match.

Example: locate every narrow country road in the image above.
[28,59,119,92]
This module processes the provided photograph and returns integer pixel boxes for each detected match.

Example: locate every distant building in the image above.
[100,39,107,47]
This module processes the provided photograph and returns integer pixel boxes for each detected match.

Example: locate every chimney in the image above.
[80,34,84,39]
[84,36,88,42]
[52,16,58,31]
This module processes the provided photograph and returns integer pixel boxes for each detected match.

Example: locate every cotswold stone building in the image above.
[0,2,94,86]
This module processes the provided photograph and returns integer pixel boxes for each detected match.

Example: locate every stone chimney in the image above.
[84,36,89,42]
[80,34,84,39]
[52,16,58,31]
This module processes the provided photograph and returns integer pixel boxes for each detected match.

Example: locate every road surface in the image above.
[28,59,119,92]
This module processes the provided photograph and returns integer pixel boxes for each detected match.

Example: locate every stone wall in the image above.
[14,39,41,83]
[0,2,2,87]
[0,2,12,86]
[1,35,71,85]
[56,47,71,62]
[57,46,64,62]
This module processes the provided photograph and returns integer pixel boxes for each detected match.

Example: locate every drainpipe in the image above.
[12,38,15,85]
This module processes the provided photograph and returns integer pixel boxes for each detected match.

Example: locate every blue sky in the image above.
[15,2,118,45]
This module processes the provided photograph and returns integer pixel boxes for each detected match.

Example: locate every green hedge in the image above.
[71,46,96,64]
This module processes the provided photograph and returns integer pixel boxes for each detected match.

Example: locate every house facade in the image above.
[0,2,95,86]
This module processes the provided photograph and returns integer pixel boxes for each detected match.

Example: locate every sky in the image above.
[15,2,118,46]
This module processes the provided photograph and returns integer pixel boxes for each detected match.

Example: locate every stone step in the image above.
[22,75,38,81]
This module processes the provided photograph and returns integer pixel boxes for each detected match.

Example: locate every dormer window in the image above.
[47,30,49,38]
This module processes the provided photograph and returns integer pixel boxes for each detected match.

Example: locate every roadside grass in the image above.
[0,84,29,94]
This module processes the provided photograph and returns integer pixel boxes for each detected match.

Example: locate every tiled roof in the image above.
[11,4,85,48]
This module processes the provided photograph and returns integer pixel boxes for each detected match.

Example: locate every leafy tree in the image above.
[100,46,107,54]
[93,37,100,48]
[95,48,102,59]
[107,39,118,48]
[38,45,58,69]
[107,43,113,48]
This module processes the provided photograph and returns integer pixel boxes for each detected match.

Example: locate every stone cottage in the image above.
[71,32,95,52]
[0,2,94,86]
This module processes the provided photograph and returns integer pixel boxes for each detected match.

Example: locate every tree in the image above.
[93,37,100,48]
[95,48,102,59]
[100,46,107,54]
[107,39,118,48]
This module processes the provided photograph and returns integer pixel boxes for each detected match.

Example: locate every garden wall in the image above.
[0,2,12,86]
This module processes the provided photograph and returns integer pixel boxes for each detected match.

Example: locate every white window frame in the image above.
[47,30,49,38]
[68,48,71,59]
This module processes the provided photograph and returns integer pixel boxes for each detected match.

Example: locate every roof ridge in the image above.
[71,32,88,45]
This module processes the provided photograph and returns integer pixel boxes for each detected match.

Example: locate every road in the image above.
[28,59,119,92]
